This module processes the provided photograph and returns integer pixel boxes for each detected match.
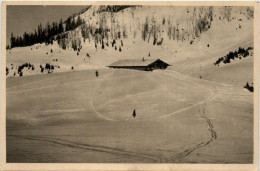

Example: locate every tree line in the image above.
[214,47,253,65]
[10,15,84,48]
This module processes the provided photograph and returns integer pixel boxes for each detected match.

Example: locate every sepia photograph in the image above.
[1,1,259,170]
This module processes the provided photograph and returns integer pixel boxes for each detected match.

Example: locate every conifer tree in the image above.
[58,19,63,33]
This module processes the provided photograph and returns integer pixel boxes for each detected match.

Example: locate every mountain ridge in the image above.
[6,6,254,77]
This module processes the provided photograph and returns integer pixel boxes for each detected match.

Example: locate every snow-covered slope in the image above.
[6,6,254,77]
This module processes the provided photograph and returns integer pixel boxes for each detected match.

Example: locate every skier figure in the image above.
[132,109,136,118]
[95,70,99,77]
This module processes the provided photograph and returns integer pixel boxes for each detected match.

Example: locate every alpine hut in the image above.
[107,58,171,71]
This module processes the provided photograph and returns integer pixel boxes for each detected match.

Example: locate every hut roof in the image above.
[108,58,170,67]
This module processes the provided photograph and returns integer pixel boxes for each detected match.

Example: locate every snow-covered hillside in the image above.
[6,6,254,77]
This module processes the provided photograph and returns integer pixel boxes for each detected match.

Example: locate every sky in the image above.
[6,5,90,46]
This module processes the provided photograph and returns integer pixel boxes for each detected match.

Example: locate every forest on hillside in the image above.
[8,5,135,49]
[8,6,253,52]
[8,14,84,48]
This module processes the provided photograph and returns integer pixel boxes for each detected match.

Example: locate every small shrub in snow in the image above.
[162,18,166,25]
[18,66,23,73]
[44,63,55,72]
[238,47,245,54]
[6,67,9,76]
[28,63,32,69]
[101,40,105,49]
[244,82,254,92]
[45,63,51,70]
[112,39,116,47]
[247,47,253,50]
[157,38,163,45]
[153,38,157,45]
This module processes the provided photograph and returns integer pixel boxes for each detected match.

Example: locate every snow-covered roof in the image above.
[108,58,169,67]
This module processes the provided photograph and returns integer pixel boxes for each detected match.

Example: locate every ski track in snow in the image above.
[6,69,250,162]
[90,70,218,122]
[172,100,217,162]
[8,135,164,163]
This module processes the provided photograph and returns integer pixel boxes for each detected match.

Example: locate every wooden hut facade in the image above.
[107,58,171,71]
